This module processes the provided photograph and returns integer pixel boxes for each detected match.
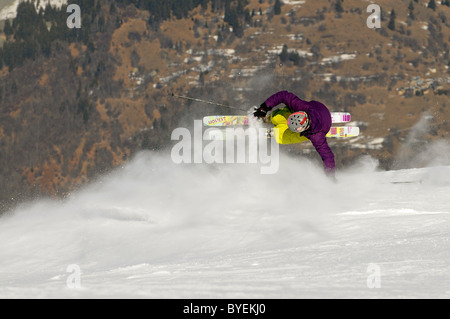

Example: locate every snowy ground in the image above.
[0,149,449,299]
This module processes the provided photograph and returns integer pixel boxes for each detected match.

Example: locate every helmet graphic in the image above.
[287,111,310,132]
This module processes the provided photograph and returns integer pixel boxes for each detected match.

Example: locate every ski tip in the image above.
[326,126,360,138]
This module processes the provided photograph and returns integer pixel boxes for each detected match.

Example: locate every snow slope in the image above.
[0,149,449,299]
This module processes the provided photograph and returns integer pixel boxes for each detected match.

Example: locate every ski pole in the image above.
[169,93,249,112]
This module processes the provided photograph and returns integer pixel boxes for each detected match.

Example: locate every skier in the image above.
[253,90,335,176]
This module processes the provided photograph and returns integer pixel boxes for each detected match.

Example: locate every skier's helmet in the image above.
[287,111,310,133]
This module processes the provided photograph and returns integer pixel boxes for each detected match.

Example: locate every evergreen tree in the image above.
[110,2,116,14]
[274,0,282,15]
[279,44,288,63]
[3,20,13,37]
[428,0,436,10]
[289,51,301,66]
[224,3,244,37]
[388,9,396,31]
[408,1,415,20]
[335,0,344,13]
[14,1,43,41]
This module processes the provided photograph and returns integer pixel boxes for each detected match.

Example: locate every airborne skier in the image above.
[253,91,336,176]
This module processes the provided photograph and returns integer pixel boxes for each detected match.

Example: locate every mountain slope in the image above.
[0,0,67,20]
[0,0,449,212]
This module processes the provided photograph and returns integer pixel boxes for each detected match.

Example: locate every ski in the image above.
[326,126,360,138]
[331,112,351,124]
[203,112,351,127]
[203,115,250,127]
[206,126,360,140]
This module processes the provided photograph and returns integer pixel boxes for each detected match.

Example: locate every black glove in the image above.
[253,103,269,119]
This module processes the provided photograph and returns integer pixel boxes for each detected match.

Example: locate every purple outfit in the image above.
[264,91,335,173]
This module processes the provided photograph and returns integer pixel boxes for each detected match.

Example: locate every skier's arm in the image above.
[263,91,310,112]
[255,91,307,118]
